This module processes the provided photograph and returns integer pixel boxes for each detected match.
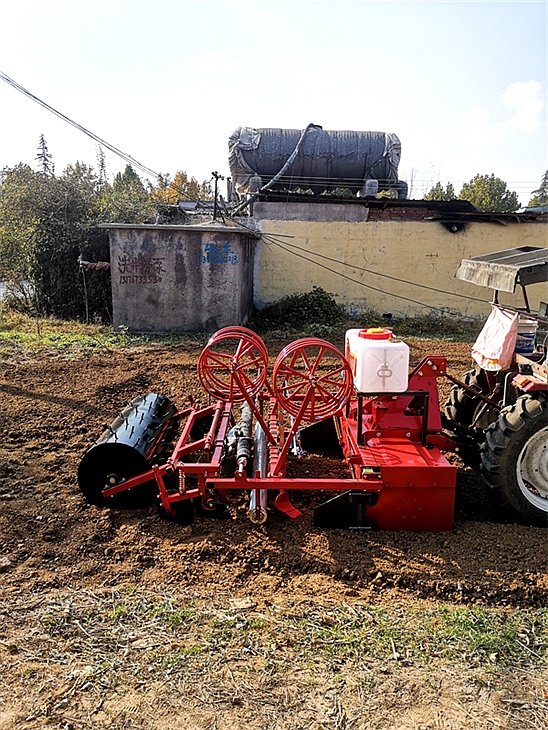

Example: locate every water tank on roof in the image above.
[228,125,408,199]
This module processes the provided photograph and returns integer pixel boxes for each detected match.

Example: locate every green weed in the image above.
[145,604,197,627]
[250,290,481,341]
[161,644,206,670]
[274,603,547,667]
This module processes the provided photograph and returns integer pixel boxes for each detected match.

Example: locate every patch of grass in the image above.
[0,307,207,354]
[423,605,547,665]
[161,644,207,669]
[36,590,548,673]
[22,588,548,705]
[0,293,482,355]
[341,309,481,342]
[381,313,482,341]
[107,603,128,621]
[281,604,548,668]
[144,603,197,627]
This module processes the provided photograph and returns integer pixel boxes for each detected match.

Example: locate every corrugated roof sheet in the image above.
[455,246,548,292]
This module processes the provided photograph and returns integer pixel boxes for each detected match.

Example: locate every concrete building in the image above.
[103,199,546,333]
[105,223,257,333]
[252,198,547,319]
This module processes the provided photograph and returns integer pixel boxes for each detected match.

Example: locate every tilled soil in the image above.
[0,337,547,729]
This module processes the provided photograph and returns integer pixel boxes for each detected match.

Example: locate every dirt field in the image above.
[0,336,547,729]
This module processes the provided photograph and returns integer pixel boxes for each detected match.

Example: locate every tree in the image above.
[0,164,43,304]
[0,161,112,319]
[35,134,54,175]
[101,164,153,223]
[96,145,107,186]
[30,162,111,319]
[527,171,548,207]
[0,154,214,320]
[458,174,520,212]
[424,182,456,201]
[149,170,212,205]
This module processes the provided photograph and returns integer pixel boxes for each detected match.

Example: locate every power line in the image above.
[249,174,538,188]
[0,69,204,204]
[260,233,490,304]
[230,216,459,311]
[0,70,157,177]
[229,214,491,311]
[266,237,445,311]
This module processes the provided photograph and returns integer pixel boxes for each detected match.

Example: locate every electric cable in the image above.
[259,232,491,304]
[253,175,537,189]
[2,70,533,299]
[228,215,491,309]
[261,236,453,311]
[2,70,535,210]
[0,69,205,204]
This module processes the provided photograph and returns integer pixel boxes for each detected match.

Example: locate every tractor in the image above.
[442,246,547,526]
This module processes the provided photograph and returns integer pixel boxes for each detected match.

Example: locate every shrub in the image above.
[250,287,346,331]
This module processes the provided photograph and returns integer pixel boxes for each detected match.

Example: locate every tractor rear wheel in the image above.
[481,393,548,526]
[443,367,492,468]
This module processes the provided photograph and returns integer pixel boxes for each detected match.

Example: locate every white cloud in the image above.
[461,107,506,145]
[500,81,545,132]
[455,81,545,160]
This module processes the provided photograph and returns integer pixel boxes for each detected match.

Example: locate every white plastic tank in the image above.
[345,328,410,393]
[515,315,538,355]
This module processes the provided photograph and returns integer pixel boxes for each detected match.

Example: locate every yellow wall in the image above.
[255,210,547,318]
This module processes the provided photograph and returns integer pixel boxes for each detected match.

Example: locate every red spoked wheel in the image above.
[198,327,269,402]
[273,338,353,421]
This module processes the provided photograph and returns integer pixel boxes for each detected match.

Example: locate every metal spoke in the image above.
[310,346,327,375]
[198,328,268,402]
[273,338,353,421]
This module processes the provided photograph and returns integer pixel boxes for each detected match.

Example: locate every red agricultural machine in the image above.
[77,247,547,530]
[79,326,456,531]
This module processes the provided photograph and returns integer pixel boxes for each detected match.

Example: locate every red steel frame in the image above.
[100,331,457,531]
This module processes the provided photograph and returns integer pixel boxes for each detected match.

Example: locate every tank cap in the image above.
[359,327,393,340]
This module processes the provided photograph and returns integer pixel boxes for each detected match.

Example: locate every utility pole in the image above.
[211,171,224,220]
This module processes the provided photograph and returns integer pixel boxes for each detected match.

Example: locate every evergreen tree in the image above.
[458,174,520,212]
[102,164,153,223]
[96,145,107,186]
[35,134,54,175]
[527,171,548,207]
[424,182,456,201]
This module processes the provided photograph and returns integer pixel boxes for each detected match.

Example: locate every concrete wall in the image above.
[107,225,256,333]
[253,203,547,318]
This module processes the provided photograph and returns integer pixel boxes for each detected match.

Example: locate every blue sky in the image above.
[0,1,545,204]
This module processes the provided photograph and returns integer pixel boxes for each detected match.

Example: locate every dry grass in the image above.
[1,585,546,729]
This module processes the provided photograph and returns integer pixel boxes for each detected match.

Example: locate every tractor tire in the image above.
[443,367,491,468]
[481,393,548,527]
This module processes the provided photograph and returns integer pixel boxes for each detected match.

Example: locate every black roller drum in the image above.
[78,393,178,509]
